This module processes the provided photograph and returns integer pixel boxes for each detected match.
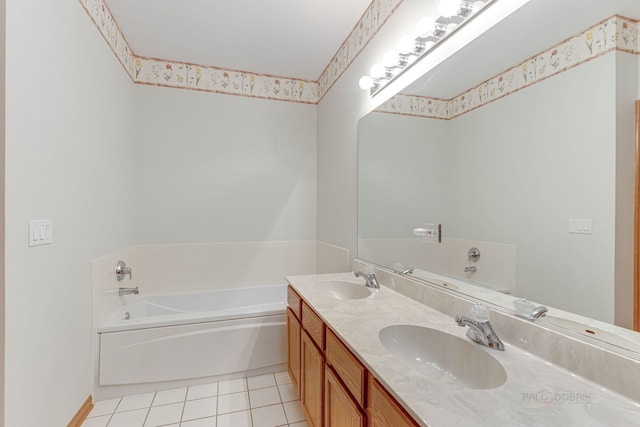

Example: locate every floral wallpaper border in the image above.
[80,0,403,105]
[376,15,640,119]
[80,0,136,80]
[134,58,319,104]
[316,0,404,102]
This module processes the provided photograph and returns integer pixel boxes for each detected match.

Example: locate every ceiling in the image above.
[104,0,373,81]
[102,0,640,99]
[402,0,640,98]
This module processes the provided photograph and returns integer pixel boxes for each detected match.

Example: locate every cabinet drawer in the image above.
[287,286,302,320]
[302,302,325,349]
[367,376,418,427]
[325,328,365,407]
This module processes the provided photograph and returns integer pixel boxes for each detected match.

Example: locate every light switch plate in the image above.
[29,219,53,246]
[569,218,592,234]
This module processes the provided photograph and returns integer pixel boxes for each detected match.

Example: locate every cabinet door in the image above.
[301,331,324,427]
[367,377,418,427]
[325,328,366,407]
[286,308,301,396]
[325,365,365,427]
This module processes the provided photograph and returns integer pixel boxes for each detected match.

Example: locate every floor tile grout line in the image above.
[177,398,187,426]
[94,373,296,426]
[86,396,121,421]
[276,382,292,425]
[142,404,152,427]
[103,410,115,427]
[247,380,255,426]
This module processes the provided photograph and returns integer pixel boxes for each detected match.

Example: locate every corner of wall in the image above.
[614,51,639,328]
[316,241,350,273]
[0,0,5,424]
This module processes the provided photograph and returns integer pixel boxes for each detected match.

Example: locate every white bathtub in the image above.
[98,285,287,386]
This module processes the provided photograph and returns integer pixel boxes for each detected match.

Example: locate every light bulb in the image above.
[382,51,398,68]
[438,0,459,17]
[397,35,415,54]
[415,17,436,37]
[369,63,386,79]
[359,75,374,90]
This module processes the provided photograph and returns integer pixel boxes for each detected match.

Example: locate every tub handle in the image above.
[115,260,132,281]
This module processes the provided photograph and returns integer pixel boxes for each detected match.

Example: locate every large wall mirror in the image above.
[358,0,640,353]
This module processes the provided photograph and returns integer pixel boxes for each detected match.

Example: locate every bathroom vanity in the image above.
[286,282,417,427]
[286,270,640,427]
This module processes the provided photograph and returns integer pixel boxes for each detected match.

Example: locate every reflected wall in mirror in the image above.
[358,0,640,342]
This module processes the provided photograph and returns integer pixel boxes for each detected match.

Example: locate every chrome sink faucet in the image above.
[354,265,380,289]
[456,304,504,351]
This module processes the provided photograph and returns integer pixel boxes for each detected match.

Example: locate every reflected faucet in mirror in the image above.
[393,263,414,276]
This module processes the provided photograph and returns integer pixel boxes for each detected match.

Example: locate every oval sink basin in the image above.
[316,281,372,300]
[379,325,507,389]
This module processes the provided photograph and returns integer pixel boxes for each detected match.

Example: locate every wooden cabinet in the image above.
[325,366,365,427]
[286,308,301,395]
[287,284,419,427]
[367,376,419,427]
[302,330,324,427]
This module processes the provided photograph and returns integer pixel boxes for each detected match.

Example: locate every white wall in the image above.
[448,55,617,322]
[316,0,427,272]
[134,86,317,245]
[5,1,136,425]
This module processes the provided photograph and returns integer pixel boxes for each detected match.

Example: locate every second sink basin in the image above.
[316,281,372,300]
[379,325,507,390]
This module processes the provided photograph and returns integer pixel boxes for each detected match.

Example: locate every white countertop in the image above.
[286,272,640,427]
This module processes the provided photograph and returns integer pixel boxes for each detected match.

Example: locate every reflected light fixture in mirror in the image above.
[359,0,493,95]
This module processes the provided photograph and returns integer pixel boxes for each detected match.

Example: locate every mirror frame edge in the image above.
[635,100,640,332]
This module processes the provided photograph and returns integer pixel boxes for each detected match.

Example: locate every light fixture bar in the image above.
[359,0,496,97]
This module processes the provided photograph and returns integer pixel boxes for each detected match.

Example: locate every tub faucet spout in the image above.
[119,286,139,296]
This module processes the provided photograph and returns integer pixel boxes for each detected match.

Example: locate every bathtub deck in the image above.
[82,371,308,427]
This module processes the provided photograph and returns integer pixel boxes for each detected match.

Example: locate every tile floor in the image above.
[82,371,308,427]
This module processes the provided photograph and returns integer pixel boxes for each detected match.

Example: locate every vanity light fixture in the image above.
[359,0,494,94]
